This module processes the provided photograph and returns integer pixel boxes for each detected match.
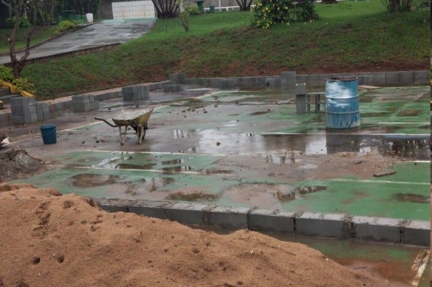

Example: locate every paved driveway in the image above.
[0,18,156,64]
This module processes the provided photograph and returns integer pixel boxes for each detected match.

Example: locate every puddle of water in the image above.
[161,158,188,165]
[394,193,430,203]
[202,169,233,175]
[124,177,176,195]
[166,191,217,201]
[115,163,154,170]
[70,174,120,187]
[162,166,193,174]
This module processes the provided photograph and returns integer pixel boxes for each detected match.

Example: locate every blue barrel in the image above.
[40,124,57,144]
[325,77,360,129]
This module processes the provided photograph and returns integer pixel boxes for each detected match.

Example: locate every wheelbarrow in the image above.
[95,108,153,145]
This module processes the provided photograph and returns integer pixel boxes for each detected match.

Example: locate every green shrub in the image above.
[53,20,78,35]
[0,65,14,82]
[6,16,32,28]
[12,78,36,94]
[187,6,201,15]
[251,0,318,29]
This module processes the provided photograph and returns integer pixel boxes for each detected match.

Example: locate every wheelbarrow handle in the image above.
[94,117,118,127]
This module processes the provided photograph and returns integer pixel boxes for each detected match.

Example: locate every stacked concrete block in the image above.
[72,95,99,112]
[10,97,38,125]
[36,102,51,121]
[163,84,184,93]
[280,71,296,94]
[169,72,187,84]
[122,85,149,102]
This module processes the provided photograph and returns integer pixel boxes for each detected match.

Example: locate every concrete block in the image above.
[357,74,374,86]
[265,77,281,89]
[208,206,250,228]
[89,101,99,111]
[352,216,402,243]
[295,212,348,238]
[43,111,51,120]
[163,84,184,93]
[296,83,306,95]
[385,71,414,86]
[413,71,429,85]
[73,102,90,113]
[94,198,135,213]
[53,102,64,111]
[11,114,37,125]
[37,110,44,121]
[128,200,170,219]
[368,72,386,86]
[308,74,328,88]
[72,95,89,104]
[280,71,296,90]
[248,209,295,233]
[122,85,149,102]
[165,202,208,225]
[218,78,238,90]
[88,95,95,102]
[29,104,36,114]
[401,220,430,246]
[169,72,187,84]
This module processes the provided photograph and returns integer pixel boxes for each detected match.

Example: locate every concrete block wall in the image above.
[163,84,184,93]
[10,97,38,125]
[35,102,50,121]
[72,95,99,112]
[94,199,430,246]
[297,70,429,88]
[122,84,150,102]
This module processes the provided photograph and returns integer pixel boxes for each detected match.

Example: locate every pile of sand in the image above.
[0,184,394,287]
[0,150,44,182]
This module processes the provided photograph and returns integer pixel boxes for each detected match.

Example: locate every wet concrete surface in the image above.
[3,85,429,221]
[0,19,156,64]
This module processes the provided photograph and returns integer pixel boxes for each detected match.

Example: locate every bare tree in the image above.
[235,0,252,11]
[8,0,37,78]
[152,0,179,18]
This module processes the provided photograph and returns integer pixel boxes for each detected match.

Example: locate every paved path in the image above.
[0,19,156,64]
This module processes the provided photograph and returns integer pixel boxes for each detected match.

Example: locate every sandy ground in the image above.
[0,183,402,287]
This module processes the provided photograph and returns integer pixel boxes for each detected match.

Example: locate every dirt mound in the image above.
[0,149,45,182]
[0,184,396,287]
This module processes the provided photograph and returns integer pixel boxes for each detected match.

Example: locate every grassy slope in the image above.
[21,0,430,99]
[0,26,57,55]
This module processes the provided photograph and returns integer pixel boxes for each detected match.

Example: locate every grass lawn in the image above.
[0,26,57,55]
[15,0,430,99]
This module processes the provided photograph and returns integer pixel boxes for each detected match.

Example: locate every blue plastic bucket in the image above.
[325,77,360,129]
[40,124,57,144]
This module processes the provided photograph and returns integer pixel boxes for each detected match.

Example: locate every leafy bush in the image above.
[187,6,201,15]
[251,0,318,29]
[0,65,14,82]
[53,20,78,35]
[6,16,32,28]
[12,78,36,94]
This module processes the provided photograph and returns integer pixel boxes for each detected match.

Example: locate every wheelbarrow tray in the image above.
[111,108,153,126]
